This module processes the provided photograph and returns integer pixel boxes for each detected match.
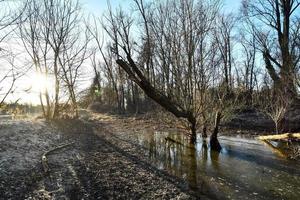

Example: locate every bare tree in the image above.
[58,24,91,118]
[89,50,102,103]
[19,0,88,119]
[0,56,17,106]
[19,0,51,117]
[242,0,300,99]
[214,13,236,93]
[102,0,221,144]
[260,89,292,134]
[88,16,126,112]
[239,32,258,105]
[0,0,28,108]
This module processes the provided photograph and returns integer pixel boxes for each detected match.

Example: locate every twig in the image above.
[41,142,75,173]
[289,146,300,160]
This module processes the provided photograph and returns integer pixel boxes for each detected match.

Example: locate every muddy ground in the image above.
[0,112,212,200]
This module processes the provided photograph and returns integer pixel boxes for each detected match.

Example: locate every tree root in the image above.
[41,142,75,173]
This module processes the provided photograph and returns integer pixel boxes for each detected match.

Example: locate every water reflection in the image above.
[187,143,197,190]
[137,131,300,200]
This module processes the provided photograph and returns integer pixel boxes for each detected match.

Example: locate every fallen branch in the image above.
[164,137,196,149]
[257,133,300,141]
[165,137,184,146]
[41,142,75,173]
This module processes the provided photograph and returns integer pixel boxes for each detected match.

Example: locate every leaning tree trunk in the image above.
[189,117,197,144]
[116,55,197,144]
[202,125,207,138]
[210,111,222,151]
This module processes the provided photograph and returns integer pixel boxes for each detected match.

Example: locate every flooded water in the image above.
[136,132,300,200]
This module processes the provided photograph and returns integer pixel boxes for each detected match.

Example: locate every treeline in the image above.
[0,0,299,148]
[89,0,300,147]
[0,103,42,115]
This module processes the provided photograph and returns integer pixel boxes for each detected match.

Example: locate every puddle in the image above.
[136,131,300,199]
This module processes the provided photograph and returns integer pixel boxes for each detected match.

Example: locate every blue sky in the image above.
[81,0,130,15]
[223,0,242,12]
[82,0,242,15]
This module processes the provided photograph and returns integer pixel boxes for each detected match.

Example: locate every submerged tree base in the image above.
[210,137,222,152]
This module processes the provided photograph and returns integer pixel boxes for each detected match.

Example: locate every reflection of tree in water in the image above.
[147,132,185,171]
[164,133,184,174]
[148,132,157,159]
[202,140,208,162]
[144,132,300,200]
[145,133,226,198]
[187,144,198,190]
[210,149,221,171]
[186,140,222,194]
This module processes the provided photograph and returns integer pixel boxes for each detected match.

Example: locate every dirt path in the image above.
[0,115,203,199]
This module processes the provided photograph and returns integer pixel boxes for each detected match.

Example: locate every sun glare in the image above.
[29,72,53,94]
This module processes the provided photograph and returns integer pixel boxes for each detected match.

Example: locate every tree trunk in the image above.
[210,111,222,151]
[52,56,60,119]
[190,118,197,144]
[202,125,207,138]
[116,58,197,142]
[39,92,46,119]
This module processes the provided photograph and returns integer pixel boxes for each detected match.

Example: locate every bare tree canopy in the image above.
[0,0,299,147]
[242,0,300,98]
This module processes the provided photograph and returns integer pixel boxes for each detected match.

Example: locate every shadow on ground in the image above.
[0,118,214,199]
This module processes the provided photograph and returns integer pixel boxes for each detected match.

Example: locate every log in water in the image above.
[257,133,300,140]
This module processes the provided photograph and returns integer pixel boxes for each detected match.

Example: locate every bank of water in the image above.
[135,132,300,199]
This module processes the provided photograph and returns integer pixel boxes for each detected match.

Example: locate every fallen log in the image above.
[257,133,300,141]
[41,142,75,173]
